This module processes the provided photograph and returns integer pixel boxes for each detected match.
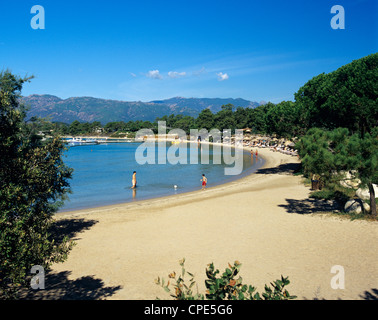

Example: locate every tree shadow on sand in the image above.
[49,217,99,242]
[255,162,302,175]
[278,198,342,215]
[20,270,122,300]
[19,217,122,299]
[359,288,378,300]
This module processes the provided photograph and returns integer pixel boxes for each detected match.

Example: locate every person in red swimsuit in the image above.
[201,174,207,190]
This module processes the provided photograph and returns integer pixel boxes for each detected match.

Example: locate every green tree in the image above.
[52,122,69,135]
[297,127,377,215]
[68,120,81,135]
[248,102,274,134]
[297,128,345,184]
[234,107,249,129]
[174,115,195,134]
[264,101,303,138]
[295,53,378,137]
[214,104,236,131]
[80,121,91,133]
[196,108,214,130]
[104,121,127,133]
[141,120,154,129]
[0,71,74,299]
[346,127,378,215]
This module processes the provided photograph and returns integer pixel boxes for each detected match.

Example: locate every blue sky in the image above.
[1,0,376,103]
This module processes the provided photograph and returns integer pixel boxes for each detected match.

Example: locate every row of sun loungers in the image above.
[243,141,298,156]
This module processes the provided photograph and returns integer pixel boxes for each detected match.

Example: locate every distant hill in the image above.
[22,95,260,124]
[150,97,259,114]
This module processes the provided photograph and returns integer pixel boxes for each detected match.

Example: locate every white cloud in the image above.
[192,67,207,77]
[130,72,137,77]
[146,70,162,79]
[168,71,186,78]
[216,72,229,81]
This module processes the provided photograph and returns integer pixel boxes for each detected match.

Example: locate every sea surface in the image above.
[59,142,264,212]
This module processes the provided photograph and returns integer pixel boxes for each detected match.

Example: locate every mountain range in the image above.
[22,94,261,124]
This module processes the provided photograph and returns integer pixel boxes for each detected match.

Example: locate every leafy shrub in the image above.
[1,72,74,299]
[310,189,337,201]
[310,185,355,204]
[155,259,296,300]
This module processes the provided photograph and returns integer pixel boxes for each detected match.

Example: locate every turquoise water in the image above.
[59,142,264,212]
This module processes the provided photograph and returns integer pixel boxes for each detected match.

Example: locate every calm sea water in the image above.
[59,142,264,212]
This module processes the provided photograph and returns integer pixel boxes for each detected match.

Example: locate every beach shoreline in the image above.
[57,142,266,214]
[47,146,378,300]
[57,143,267,216]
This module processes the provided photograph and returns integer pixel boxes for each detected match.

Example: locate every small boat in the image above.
[66,137,99,147]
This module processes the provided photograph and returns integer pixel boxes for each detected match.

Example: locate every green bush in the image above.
[1,71,74,299]
[309,185,355,204]
[309,189,336,200]
[155,259,296,300]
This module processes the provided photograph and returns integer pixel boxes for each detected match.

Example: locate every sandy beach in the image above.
[43,147,377,300]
